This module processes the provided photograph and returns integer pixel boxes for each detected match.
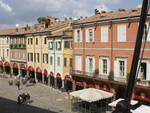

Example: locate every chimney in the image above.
[118,8,126,12]
[101,10,106,17]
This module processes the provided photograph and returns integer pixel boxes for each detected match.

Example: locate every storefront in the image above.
[13,63,18,76]
[36,68,42,82]
[64,75,72,91]
[20,64,26,77]
[44,69,48,85]
[50,72,54,87]
[56,73,62,89]
[28,66,35,79]
[0,61,3,73]
[4,62,10,74]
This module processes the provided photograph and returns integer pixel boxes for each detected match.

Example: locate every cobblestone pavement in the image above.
[0,77,74,113]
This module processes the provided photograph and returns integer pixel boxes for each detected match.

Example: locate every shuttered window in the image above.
[117,24,126,42]
[101,26,108,42]
[74,29,82,43]
[86,28,94,42]
[75,56,82,71]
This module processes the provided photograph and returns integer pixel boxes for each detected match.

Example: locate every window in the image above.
[57,57,60,66]
[28,38,32,45]
[89,58,93,72]
[34,53,39,63]
[49,42,53,50]
[119,61,125,76]
[138,61,150,81]
[143,23,150,42]
[64,58,67,67]
[6,49,9,57]
[70,40,73,49]
[64,41,70,48]
[86,28,94,42]
[101,26,108,42]
[99,57,110,75]
[70,58,72,67]
[43,53,48,64]
[75,29,82,43]
[75,56,82,71]
[86,56,95,73]
[103,59,107,74]
[56,41,61,50]
[28,53,33,62]
[117,24,126,42]
[44,37,47,44]
[50,56,53,65]
[35,38,38,45]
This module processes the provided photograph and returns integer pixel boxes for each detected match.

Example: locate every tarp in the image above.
[108,98,138,107]
[70,88,113,103]
[131,105,150,113]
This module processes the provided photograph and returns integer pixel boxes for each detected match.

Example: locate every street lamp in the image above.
[1,56,5,77]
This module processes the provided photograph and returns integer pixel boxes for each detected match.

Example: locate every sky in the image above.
[0,0,143,29]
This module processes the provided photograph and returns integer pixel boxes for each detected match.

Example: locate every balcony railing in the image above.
[9,44,26,49]
[70,70,127,83]
[70,70,150,87]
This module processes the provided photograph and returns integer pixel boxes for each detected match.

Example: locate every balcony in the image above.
[70,70,128,83]
[10,44,26,49]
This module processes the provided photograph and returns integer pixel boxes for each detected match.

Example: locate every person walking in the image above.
[17,81,20,90]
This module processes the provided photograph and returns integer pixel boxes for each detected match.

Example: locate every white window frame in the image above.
[117,24,126,42]
[114,58,127,77]
[101,26,108,42]
[74,29,82,43]
[86,28,94,42]
[75,55,82,71]
[86,56,95,73]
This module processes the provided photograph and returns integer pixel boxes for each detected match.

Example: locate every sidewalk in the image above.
[2,77,75,113]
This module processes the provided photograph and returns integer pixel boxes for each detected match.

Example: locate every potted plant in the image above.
[23,44,26,48]
[14,43,17,48]
[94,69,99,78]
[108,71,114,81]
[10,44,13,48]
[19,43,22,48]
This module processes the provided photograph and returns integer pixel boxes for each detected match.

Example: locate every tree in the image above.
[37,17,46,23]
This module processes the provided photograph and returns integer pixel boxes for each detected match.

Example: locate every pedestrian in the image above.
[17,81,20,90]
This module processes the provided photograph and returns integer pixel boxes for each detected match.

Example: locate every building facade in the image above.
[71,8,150,103]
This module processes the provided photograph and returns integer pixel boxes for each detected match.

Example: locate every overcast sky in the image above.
[0,0,142,29]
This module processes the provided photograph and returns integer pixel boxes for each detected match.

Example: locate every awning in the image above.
[4,62,10,67]
[108,98,138,107]
[28,66,34,72]
[70,88,113,103]
[50,72,54,77]
[64,75,72,82]
[20,64,26,70]
[36,68,42,73]
[56,73,61,79]
[86,83,96,88]
[13,63,18,69]
[44,69,48,75]
[0,62,3,66]
[131,105,150,113]
[75,81,83,86]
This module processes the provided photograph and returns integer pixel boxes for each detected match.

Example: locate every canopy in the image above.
[70,88,113,103]
[131,105,150,113]
[108,98,138,107]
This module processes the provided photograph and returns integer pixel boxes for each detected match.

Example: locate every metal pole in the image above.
[125,0,148,103]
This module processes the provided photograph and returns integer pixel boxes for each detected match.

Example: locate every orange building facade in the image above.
[71,8,150,103]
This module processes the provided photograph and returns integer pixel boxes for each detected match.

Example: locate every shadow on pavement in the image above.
[0,97,57,113]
